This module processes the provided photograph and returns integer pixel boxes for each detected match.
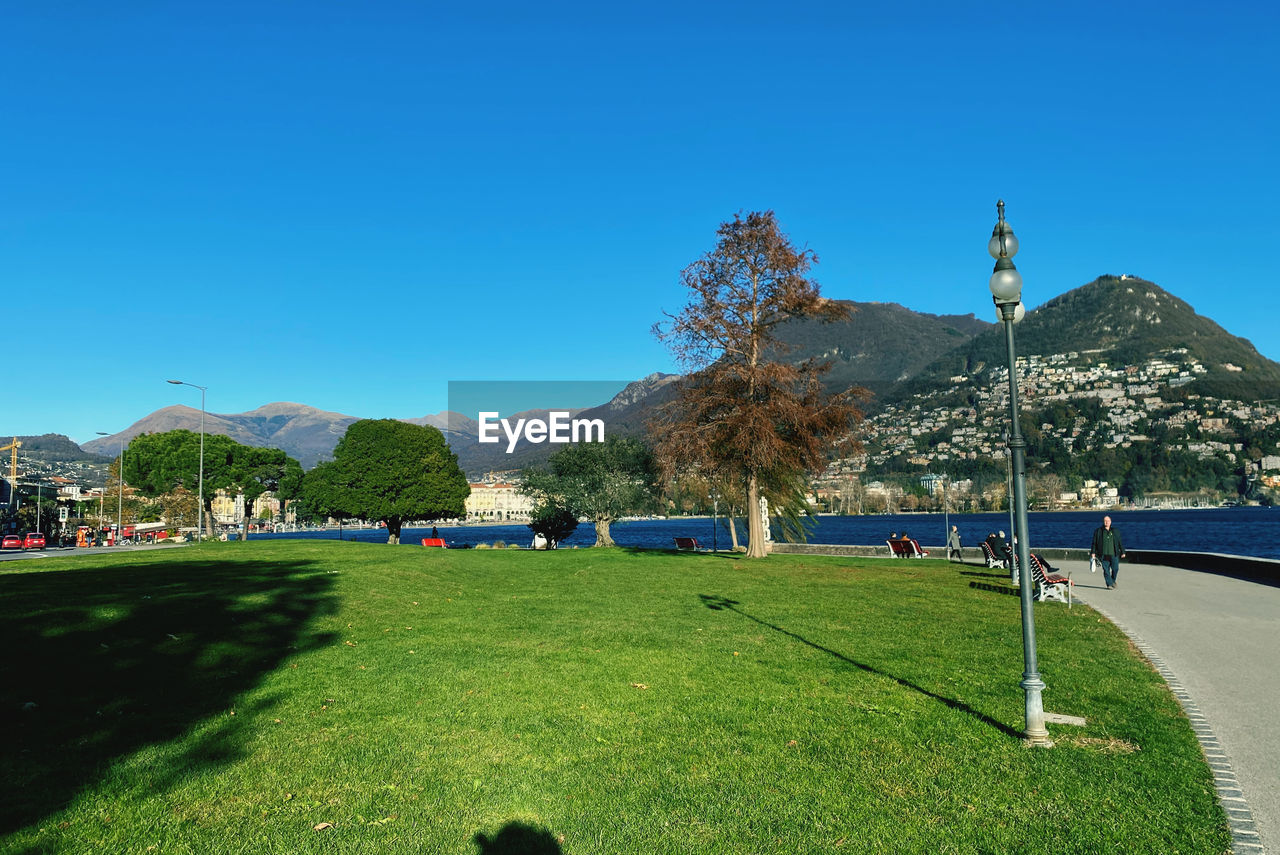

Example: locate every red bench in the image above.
[979,541,1005,568]
[673,537,700,550]
[1029,554,1073,604]
[420,538,447,548]
[886,539,927,558]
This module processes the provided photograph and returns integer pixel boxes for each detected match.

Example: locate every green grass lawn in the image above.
[1,543,1229,854]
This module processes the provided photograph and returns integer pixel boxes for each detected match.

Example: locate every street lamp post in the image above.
[987,200,1051,747]
[941,473,949,552]
[96,432,124,546]
[167,380,207,542]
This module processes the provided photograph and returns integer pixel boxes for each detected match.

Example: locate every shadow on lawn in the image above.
[615,546,738,559]
[699,594,1022,739]
[959,570,1012,580]
[474,820,564,854]
[0,555,337,836]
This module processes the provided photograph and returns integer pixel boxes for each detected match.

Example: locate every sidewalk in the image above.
[0,542,189,563]
[1057,557,1279,854]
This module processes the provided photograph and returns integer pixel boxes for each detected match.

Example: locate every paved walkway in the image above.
[1056,557,1279,854]
[0,542,189,563]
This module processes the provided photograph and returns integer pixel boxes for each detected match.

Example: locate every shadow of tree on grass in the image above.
[474,820,565,854]
[699,593,1022,739]
[0,555,337,836]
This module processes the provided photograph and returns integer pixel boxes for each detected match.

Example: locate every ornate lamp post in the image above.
[167,380,207,542]
[987,200,1051,747]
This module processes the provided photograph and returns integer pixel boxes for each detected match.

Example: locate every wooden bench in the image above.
[673,537,700,550]
[1029,553,1073,604]
[886,539,927,558]
[420,538,447,548]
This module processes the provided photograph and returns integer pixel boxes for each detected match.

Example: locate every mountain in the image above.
[897,276,1280,402]
[769,300,992,399]
[5,434,107,463]
[82,403,362,469]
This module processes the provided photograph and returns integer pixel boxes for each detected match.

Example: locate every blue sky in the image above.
[3,1,1277,446]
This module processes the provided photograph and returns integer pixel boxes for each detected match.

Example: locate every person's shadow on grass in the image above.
[474,821,564,854]
[699,594,1022,739]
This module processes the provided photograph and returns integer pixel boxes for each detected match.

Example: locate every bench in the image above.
[420,538,447,548]
[1029,553,1073,604]
[886,539,927,558]
[979,541,1004,569]
[674,537,700,550]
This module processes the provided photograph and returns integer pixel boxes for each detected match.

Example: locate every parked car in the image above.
[22,532,46,549]
[1,534,22,549]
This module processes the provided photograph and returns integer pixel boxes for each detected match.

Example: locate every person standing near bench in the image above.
[1090,515,1126,589]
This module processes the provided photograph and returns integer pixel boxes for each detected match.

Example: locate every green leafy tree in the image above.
[124,430,302,539]
[527,502,579,546]
[229,446,304,540]
[520,435,659,547]
[300,420,469,544]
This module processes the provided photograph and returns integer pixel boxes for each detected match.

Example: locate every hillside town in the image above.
[815,346,1280,511]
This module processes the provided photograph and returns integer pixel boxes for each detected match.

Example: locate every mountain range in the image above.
[49,276,1280,478]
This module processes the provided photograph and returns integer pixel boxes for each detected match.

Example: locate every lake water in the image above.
[252,506,1280,560]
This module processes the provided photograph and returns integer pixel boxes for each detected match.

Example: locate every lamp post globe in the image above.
[985,200,1051,748]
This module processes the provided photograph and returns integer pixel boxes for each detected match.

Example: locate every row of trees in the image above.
[122,431,304,539]
[118,420,471,544]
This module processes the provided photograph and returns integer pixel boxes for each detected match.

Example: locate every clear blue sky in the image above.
[4,1,1277,446]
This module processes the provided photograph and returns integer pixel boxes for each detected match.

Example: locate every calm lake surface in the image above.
[253,506,1280,560]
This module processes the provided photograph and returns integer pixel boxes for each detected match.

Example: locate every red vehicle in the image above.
[22,532,46,549]
[1,534,22,549]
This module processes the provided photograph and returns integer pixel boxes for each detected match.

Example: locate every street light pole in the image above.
[941,473,949,552]
[987,200,1051,747]
[167,380,207,542]
[96,432,125,545]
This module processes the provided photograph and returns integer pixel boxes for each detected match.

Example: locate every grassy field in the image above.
[1,542,1229,854]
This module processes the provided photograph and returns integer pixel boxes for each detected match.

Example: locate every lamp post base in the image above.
[1021,674,1054,747]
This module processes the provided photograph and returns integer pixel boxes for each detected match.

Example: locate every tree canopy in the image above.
[299,419,469,544]
[653,210,863,557]
[520,435,658,547]
[526,502,579,546]
[123,430,303,538]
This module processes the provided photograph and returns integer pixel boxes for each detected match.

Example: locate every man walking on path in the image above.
[1090,515,1126,588]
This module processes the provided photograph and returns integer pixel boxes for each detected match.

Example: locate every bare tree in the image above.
[652,211,864,558]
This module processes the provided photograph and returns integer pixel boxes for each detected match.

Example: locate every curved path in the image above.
[1057,557,1279,854]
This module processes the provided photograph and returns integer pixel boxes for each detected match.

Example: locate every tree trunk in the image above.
[387,517,401,545]
[745,473,768,558]
[594,517,615,547]
[204,496,217,540]
[726,512,740,550]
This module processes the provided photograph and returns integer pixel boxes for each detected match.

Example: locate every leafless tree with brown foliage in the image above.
[651,210,864,558]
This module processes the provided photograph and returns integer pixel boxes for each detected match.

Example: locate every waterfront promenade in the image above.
[1059,557,1278,854]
